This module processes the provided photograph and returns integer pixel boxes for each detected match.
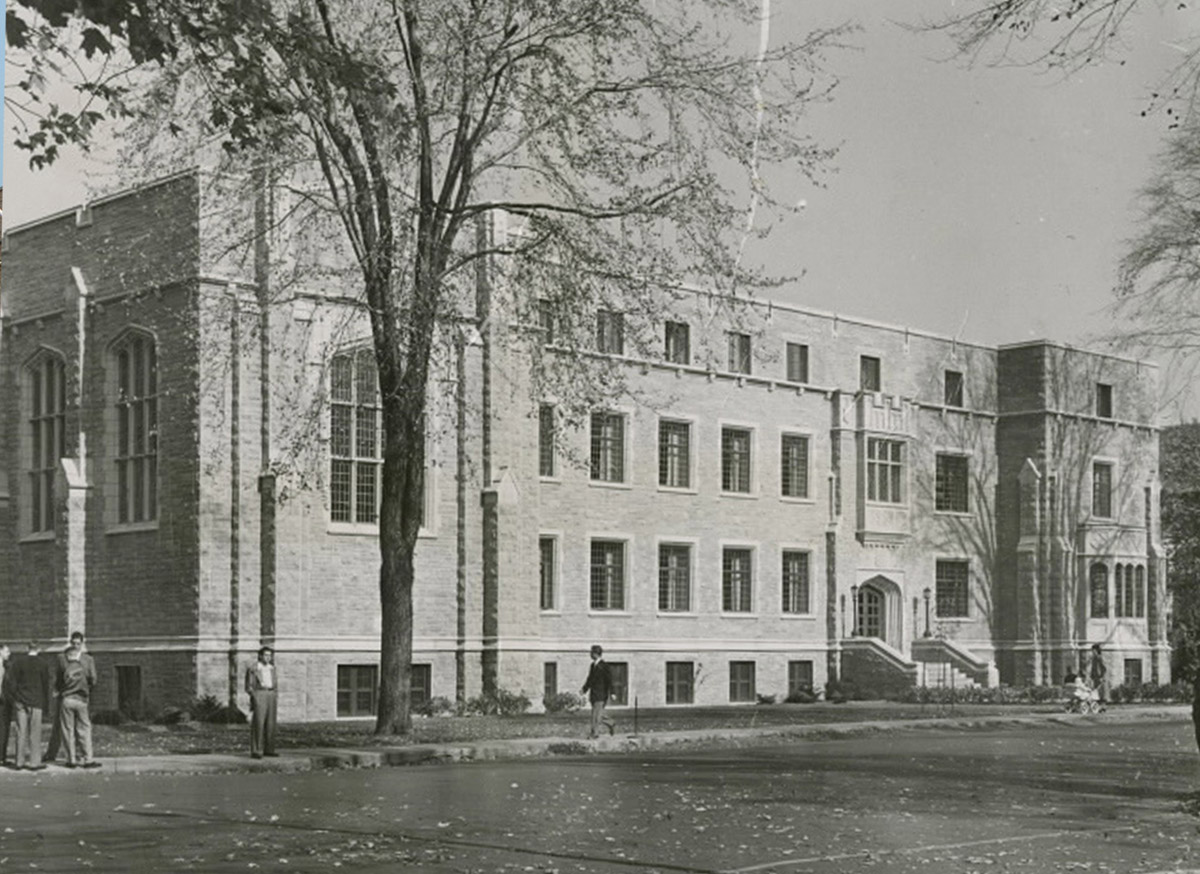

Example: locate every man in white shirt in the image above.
[244,646,278,758]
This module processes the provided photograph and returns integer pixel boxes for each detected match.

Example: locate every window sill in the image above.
[865,501,908,509]
[656,611,698,618]
[327,523,437,539]
[539,609,562,616]
[587,610,632,617]
[780,613,818,620]
[932,616,971,623]
[720,491,759,500]
[720,612,758,618]
[657,485,698,495]
[934,510,973,518]
[779,496,815,505]
[106,521,159,536]
[539,476,562,485]
[19,530,57,544]
[588,480,633,490]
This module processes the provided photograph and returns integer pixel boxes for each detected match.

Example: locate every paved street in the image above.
[2,716,1199,873]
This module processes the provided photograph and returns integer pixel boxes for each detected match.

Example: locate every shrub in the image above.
[465,688,532,716]
[755,693,777,705]
[186,695,247,724]
[414,695,456,717]
[155,706,189,725]
[543,692,585,713]
[785,688,819,704]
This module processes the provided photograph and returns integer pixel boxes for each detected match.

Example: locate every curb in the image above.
[8,705,1188,777]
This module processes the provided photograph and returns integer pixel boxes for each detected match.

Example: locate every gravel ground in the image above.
[72,700,1083,757]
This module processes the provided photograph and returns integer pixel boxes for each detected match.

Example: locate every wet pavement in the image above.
[2,716,1198,872]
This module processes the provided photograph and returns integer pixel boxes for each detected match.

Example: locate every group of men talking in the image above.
[0,633,100,770]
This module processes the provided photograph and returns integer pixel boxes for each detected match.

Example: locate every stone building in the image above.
[0,172,1170,720]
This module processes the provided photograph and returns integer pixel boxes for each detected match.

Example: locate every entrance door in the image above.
[857,586,884,639]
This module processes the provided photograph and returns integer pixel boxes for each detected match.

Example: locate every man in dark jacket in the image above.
[9,641,52,770]
[581,644,615,738]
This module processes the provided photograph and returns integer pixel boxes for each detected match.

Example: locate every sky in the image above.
[2,1,1194,409]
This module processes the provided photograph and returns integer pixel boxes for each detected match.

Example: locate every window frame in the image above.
[788,660,815,696]
[720,424,755,496]
[537,298,556,344]
[934,453,970,514]
[543,662,559,699]
[410,663,432,707]
[596,309,625,356]
[780,432,812,501]
[539,534,560,612]
[329,347,382,527]
[781,548,813,616]
[588,538,629,612]
[935,559,970,619]
[721,545,756,614]
[590,410,629,486]
[24,350,67,537]
[665,661,694,705]
[1092,460,1114,519]
[664,321,691,365]
[785,342,810,384]
[111,331,159,528]
[657,418,694,491]
[866,437,905,505]
[726,331,752,375]
[538,404,557,479]
[944,370,965,408]
[729,661,757,703]
[860,355,882,392]
[656,539,695,614]
[1095,382,1113,419]
[1089,562,1109,618]
[608,662,630,706]
[336,664,379,718]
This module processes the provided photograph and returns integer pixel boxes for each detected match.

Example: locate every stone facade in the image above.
[0,172,1169,720]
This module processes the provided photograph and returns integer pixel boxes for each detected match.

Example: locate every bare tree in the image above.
[7,0,850,733]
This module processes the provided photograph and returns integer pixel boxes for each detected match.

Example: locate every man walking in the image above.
[56,632,99,769]
[245,646,278,758]
[0,644,11,766]
[9,641,51,771]
[581,644,615,738]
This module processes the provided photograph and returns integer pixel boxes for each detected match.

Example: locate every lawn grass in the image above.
[76,700,1075,758]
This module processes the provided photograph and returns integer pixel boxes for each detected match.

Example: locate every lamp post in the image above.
[922,587,932,638]
[850,585,859,636]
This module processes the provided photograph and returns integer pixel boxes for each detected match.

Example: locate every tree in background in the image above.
[6,0,849,733]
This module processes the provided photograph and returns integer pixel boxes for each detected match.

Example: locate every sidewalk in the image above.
[3,704,1190,777]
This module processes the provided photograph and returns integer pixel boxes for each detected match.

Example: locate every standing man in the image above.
[245,646,278,758]
[44,637,73,764]
[1089,643,1109,707]
[580,644,615,739]
[0,644,12,766]
[56,632,99,769]
[9,641,52,771]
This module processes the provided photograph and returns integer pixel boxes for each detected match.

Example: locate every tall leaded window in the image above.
[539,536,556,611]
[1092,462,1113,518]
[1135,565,1145,618]
[331,349,382,524]
[721,427,752,493]
[659,420,690,488]
[727,332,752,374]
[538,404,556,477]
[1114,563,1126,618]
[781,434,810,498]
[596,310,624,355]
[27,353,66,533]
[590,412,625,482]
[664,321,691,365]
[786,343,809,383]
[590,540,626,610]
[867,438,903,504]
[722,547,753,612]
[1089,563,1109,618]
[658,543,692,612]
[935,454,969,513]
[537,299,556,344]
[935,560,969,618]
[782,550,810,614]
[114,334,158,524]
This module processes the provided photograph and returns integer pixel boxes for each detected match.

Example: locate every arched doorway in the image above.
[857,585,884,639]
[854,575,904,650]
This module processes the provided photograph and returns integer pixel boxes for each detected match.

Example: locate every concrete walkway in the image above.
[3,704,1190,777]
